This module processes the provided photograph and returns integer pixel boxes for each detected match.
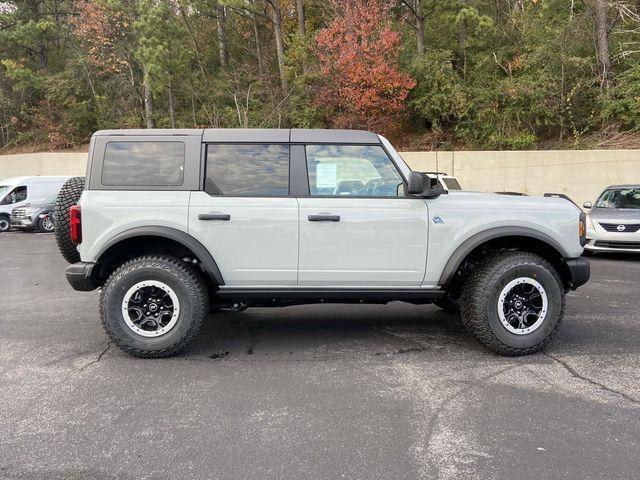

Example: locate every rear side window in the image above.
[102,141,185,186]
[205,144,289,196]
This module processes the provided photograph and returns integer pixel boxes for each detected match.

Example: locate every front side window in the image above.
[0,186,27,205]
[305,145,405,197]
[595,188,640,209]
[205,144,289,196]
[102,141,185,186]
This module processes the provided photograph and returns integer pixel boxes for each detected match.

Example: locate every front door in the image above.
[189,143,298,287]
[297,145,429,287]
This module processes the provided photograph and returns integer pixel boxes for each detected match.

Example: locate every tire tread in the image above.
[459,251,565,356]
[100,255,208,358]
[54,177,85,263]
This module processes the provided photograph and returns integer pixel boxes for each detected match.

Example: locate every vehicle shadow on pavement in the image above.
[181,304,476,361]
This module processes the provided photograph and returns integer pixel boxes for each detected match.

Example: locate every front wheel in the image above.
[38,215,55,233]
[100,255,209,358]
[0,215,10,233]
[459,251,565,356]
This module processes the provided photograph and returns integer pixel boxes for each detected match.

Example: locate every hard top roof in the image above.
[93,128,380,144]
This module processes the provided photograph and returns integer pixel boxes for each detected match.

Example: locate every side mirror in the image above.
[583,201,592,209]
[407,171,447,198]
[408,171,426,195]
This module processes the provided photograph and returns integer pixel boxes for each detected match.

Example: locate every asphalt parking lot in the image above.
[0,232,638,480]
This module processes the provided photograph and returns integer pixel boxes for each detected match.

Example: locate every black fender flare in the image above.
[97,226,225,285]
[438,227,569,286]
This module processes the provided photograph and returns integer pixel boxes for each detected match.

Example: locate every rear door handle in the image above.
[308,214,340,222]
[198,213,231,221]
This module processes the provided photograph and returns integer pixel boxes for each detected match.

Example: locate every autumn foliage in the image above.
[314,0,416,136]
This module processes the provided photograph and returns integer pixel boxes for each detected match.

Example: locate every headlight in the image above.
[23,208,37,216]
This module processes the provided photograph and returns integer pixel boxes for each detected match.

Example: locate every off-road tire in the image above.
[0,214,10,233]
[100,255,209,358]
[54,176,85,263]
[459,251,565,356]
[434,293,460,313]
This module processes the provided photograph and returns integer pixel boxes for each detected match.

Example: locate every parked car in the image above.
[55,128,589,359]
[0,176,71,233]
[10,193,58,232]
[423,172,462,191]
[583,184,640,254]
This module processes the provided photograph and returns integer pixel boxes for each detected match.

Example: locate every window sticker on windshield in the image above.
[316,163,337,189]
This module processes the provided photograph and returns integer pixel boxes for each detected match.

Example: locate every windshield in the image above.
[595,188,640,209]
[0,186,8,198]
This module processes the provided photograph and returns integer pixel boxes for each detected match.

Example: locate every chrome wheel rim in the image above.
[0,219,9,231]
[42,217,54,231]
[498,277,548,335]
[122,281,180,337]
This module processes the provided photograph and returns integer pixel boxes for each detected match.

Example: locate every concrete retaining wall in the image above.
[399,150,640,204]
[1,149,639,205]
[0,152,87,178]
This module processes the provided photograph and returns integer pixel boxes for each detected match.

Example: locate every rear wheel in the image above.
[54,176,85,263]
[0,215,9,233]
[459,251,565,356]
[100,255,209,358]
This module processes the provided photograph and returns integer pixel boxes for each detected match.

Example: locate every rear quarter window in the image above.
[102,141,185,186]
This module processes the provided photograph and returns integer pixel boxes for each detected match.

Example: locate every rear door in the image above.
[189,143,299,287]
[297,144,429,287]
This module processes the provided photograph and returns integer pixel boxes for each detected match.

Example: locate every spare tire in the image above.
[55,176,85,264]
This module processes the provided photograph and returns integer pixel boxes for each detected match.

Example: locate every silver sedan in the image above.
[584,185,640,254]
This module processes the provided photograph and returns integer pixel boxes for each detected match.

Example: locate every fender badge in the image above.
[433,214,444,224]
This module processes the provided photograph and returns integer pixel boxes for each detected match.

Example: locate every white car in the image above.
[55,129,589,358]
[0,176,71,232]
[423,172,462,191]
[583,184,640,254]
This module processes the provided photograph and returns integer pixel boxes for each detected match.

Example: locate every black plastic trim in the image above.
[97,226,225,285]
[66,262,97,291]
[198,213,230,221]
[289,144,309,196]
[439,227,570,286]
[308,215,340,222]
[216,287,444,304]
[564,257,590,289]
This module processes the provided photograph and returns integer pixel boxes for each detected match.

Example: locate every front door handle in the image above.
[308,214,340,222]
[199,213,231,221]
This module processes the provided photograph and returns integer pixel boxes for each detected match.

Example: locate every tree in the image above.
[314,0,415,135]
[594,0,612,89]
[401,0,431,55]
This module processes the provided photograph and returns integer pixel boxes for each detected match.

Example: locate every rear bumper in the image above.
[564,257,590,290]
[66,262,98,291]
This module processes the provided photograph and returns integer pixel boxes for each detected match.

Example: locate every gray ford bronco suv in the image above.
[55,129,590,358]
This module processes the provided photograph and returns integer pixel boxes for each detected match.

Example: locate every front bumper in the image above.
[584,237,640,253]
[10,218,35,229]
[66,262,98,291]
[565,257,590,290]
